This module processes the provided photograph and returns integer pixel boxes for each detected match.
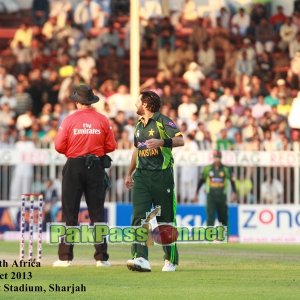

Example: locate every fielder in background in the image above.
[125,91,184,272]
[53,84,116,267]
[193,150,236,226]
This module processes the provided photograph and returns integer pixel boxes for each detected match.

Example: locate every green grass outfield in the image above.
[0,242,300,300]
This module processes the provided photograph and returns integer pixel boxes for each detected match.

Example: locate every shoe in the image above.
[127,257,151,272]
[162,260,176,272]
[53,260,71,267]
[96,261,111,267]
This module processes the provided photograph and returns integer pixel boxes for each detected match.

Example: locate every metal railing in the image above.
[0,149,299,204]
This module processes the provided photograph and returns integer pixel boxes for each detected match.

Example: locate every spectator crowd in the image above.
[1,0,300,152]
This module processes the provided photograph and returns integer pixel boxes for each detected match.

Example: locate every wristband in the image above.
[163,138,173,148]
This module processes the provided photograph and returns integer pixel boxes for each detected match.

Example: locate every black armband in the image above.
[163,138,173,148]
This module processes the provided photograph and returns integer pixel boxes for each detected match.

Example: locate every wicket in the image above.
[20,194,44,261]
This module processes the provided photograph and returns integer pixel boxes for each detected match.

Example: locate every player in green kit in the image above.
[125,91,184,272]
[194,150,236,226]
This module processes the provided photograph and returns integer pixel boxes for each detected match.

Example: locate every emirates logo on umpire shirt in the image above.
[73,123,101,135]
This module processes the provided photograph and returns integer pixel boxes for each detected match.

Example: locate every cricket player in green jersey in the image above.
[125,91,184,272]
[194,150,236,226]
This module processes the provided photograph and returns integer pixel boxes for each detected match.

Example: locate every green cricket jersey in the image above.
[134,112,182,170]
[201,164,233,195]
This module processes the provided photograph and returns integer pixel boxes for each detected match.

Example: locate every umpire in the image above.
[53,84,116,267]
[194,150,236,226]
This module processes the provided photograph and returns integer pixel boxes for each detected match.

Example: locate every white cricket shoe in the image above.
[127,257,151,272]
[53,260,71,267]
[96,261,111,267]
[162,260,176,272]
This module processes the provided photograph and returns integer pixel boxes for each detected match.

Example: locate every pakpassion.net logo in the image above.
[48,223,227,245]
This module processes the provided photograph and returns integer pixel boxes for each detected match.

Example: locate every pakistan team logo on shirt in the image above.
[148,129,155,137]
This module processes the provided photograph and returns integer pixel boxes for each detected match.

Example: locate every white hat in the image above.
[188,62,199,71]
[277,79,286,86]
